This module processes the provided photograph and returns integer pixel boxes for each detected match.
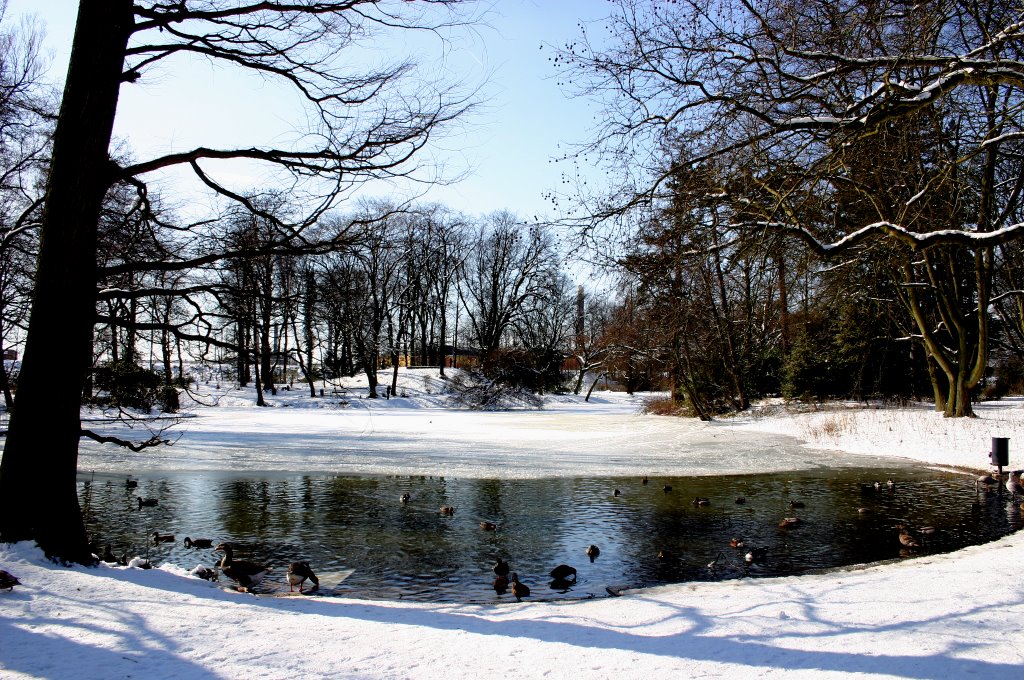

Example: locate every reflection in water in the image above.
[79,466,1022,602]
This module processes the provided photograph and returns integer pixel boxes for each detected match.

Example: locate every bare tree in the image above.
[0,2,51,408]
[461,211,558,353]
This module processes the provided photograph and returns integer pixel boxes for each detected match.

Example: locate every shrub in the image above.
[988,357,1024,399]
[446,368,543,410]
[643,398,692,417]
[91,360,163,412]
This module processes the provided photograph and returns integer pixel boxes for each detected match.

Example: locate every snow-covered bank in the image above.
[737,396,1024,471]
[2,382,1024,679]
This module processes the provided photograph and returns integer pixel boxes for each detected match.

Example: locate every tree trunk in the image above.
[0,332,13,409]
[0,0,132,563]
[573,357,585,395]
[584,371,606,402]
[304,269,317,397]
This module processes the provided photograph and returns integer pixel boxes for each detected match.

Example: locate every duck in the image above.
[549,564,577,581]
[1007,470,1023,500]
[778,516,801,528]
[479,521,497,531]
[734,496,746,505]
[789,500,805,509]
[663,484,672,493]
[439,505,456,516]
[976,474,998,490]
[125,478,138,489]
[886,478,897,490]
[492,574,509,594]
[399,492,411,504]
[0,569,20,591]
[100,544,118,563]
[896,524,921,548]
[613,488,621,497]
[729,537,745,549]
[214,542,271,591]
[493,558,510,577]
[744,547,767,563]
[585,544,600,561]
[183,537,214,549]
[152,532,175,544]
[191,565,219,581]
[287,561,320,593]
[137,497,158,509]
[509,572,530,602]
[692,496,711,507]
[641,476,649,485]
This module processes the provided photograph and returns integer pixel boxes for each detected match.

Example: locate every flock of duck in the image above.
[83,477,321,594]
[397,472,967,600]
[97,535,320,594]
[13,468,1011,601]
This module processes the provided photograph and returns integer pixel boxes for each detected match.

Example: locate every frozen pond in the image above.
[77,399,908,477]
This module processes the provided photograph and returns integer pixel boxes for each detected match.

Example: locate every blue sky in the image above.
[8,0,611,220]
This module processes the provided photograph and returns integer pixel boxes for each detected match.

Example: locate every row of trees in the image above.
[555,0,1024,419]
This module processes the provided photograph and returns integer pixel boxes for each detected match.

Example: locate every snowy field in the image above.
[2,369,1024,679]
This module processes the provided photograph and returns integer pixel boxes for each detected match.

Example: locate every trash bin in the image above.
[991,437,1009,467]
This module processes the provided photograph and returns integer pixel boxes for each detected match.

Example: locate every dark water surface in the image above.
[79,465,1021,602]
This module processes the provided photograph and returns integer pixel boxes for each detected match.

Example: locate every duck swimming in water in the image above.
[896,524,921,549]
[549,564,577,581]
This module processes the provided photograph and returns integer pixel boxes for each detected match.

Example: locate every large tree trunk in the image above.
[0,0,132,563]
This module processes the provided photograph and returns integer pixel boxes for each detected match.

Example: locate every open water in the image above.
[78,465,1021,602]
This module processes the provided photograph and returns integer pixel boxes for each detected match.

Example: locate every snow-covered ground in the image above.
[2,370,1024,679]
